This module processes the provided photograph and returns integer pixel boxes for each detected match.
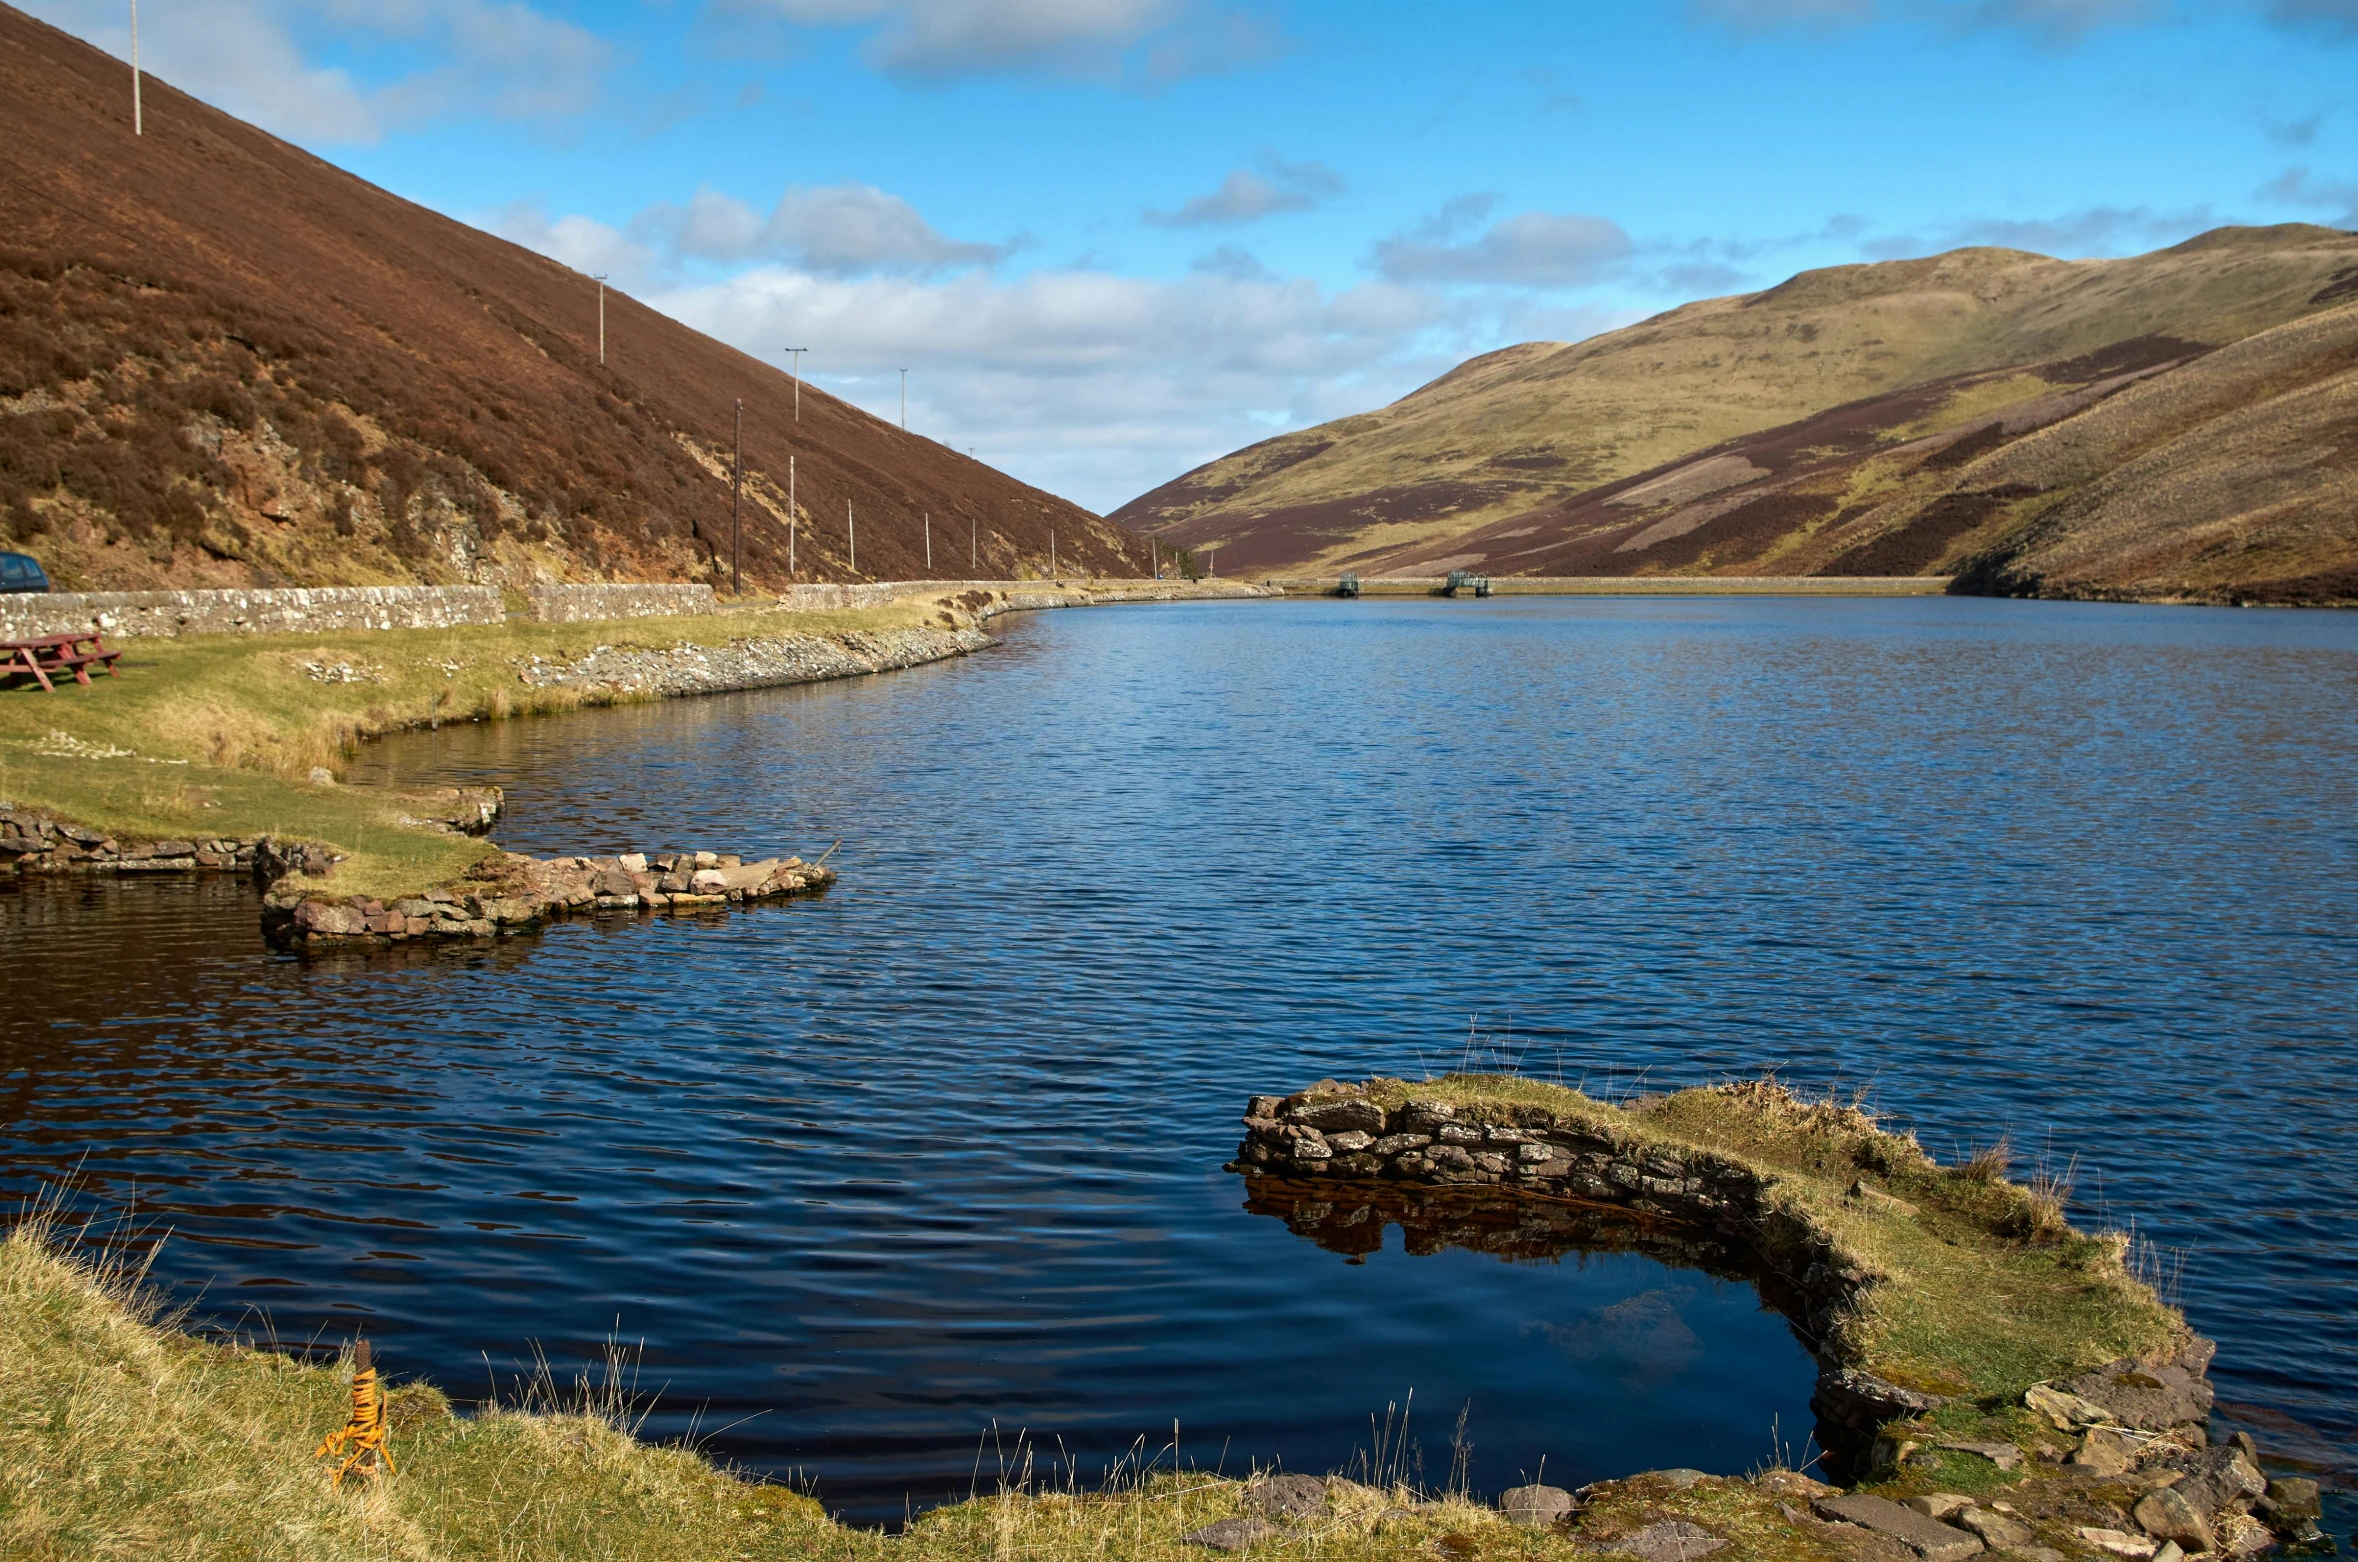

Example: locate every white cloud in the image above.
[708,0,1276,83]
[23,0,613,143]
[1144,154,1344,228]
[2261,167,2358,227]
[1372,204,1635,289]
[634,185,1019,273]
[485,200,1531,511]
[1855,203,2221,258]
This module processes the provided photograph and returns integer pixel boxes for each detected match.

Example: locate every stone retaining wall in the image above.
[0,585,505,640]
[524,583,718,622]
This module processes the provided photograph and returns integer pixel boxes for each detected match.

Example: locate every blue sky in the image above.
[28,0,2358,512]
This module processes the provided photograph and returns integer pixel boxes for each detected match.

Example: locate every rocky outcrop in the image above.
[0,793,497,878]
[258,847,836,949]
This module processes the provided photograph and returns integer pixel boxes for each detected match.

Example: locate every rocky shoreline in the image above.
[1229,1079,2328,1561]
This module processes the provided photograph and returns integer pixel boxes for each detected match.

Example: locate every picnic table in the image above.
[1,629,123,692]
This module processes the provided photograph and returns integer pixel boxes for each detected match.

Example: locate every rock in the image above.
[2026,1382,2118,1431]
[1643,1469,1708,1491]
[1496,1485,1572,1527]
[2152,1546,2185,1562]
[689,869,729,894]
[2133,1487,2215,1554]
[2079,1528,2158,1558]
[1754,1470,1836,1499]
[1616,1520,1727,1562]
[2072,1428,2142,1476]
[1848,1179,1920,1216]
[1294,1099,1384,1135]
[1241,1475,1328,1521]
[2217,1512,2278,1558]
[1906,1495,1974,1520]
[1371,1134,1431,1156]
[2261,1478,2321,1525]
[2066,1360,2214,1431]
[1937,1440,2023,1471]
[2165,1447,2267,1515]
[152,840,194,857]
[1181,1516,1276,1551]
[617,852,647,872]
[308,766,336,787]
[291,899,366,936]
[1958,1507,2034,1548]
[1814,1494,1984,1559]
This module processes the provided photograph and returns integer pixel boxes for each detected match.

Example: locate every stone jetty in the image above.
[1229,1077,2317,1561]
[260,848,836,948]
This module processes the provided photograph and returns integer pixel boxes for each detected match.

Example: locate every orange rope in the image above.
[314,1339,397,1485]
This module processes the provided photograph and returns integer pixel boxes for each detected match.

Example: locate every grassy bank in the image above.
[2,1076,2202,1562]
[1,591,1037,899]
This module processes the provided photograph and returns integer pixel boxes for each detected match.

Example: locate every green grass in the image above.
[0,595,986,898]
[0,1219,1592,1562]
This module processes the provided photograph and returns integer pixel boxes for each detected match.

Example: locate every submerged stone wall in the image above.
[525,583,718,622]
[0,585,505,640]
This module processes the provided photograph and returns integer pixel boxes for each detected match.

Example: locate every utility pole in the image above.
[780,348,807,420]
[130,0,142,135]
[898,368,909,430]
[924,512,931,573]
[847,501,856,575]
[730,399,744,596]
[1051,531,1057,577]
[594,275,608,365]
[970,515,977,573]
[787,455,796,577]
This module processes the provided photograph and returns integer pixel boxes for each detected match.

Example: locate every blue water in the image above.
[4,596,2354,1526]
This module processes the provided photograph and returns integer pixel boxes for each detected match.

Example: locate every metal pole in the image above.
[925,513,931,573]
[130,0,142,135]
[848,501,855,575]
[970,515,977,573]
[898,369,908,430]
[781,348,807,420]
[788,455,796,577]
[594,275,608,365]
[1051,530,1057,577]
[731,399,743,596]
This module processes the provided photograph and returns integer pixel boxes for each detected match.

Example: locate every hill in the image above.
[0,4,1133,593]
[1113,227,2358,602]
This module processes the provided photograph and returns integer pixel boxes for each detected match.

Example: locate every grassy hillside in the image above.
[1113,226,2358,600]
[0,4,1138,593]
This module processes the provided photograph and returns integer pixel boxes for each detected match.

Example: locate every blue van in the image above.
[0,553,50,593]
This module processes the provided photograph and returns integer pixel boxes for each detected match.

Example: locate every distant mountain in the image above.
[1113,226,2358,603]
[0,4,1133,593]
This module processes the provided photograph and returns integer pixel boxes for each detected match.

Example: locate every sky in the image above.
[25,0,2358,514]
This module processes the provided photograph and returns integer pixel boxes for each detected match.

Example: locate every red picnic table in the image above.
[0,630,123,692]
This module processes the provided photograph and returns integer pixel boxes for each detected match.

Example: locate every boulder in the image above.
[2027,1382,2118,1431]
[1496,1485,1573,1527]
[1958,1507,2034,1548]
[1181,1516,1275,1551]
[1294,1098,1385,1134]
[1241,1474,1328,1521]
[2066,1360,2214,1431]
[1616,1520,1728,1562]
[2071,1428,2141,1476]
[291,899,366,936]
[1814,1494,1984,1560]
[2133,1487,2215,1554]
[1906,1495,1974,1520]
[2078,1529,2158,1559]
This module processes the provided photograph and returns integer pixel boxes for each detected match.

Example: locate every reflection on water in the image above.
[5,596,2357,1521]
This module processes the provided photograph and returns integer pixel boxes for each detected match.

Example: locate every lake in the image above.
[4,595,2353,1525]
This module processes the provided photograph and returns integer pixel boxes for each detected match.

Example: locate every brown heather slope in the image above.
[0,4,1134,593]
[1114,227,2358,600]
